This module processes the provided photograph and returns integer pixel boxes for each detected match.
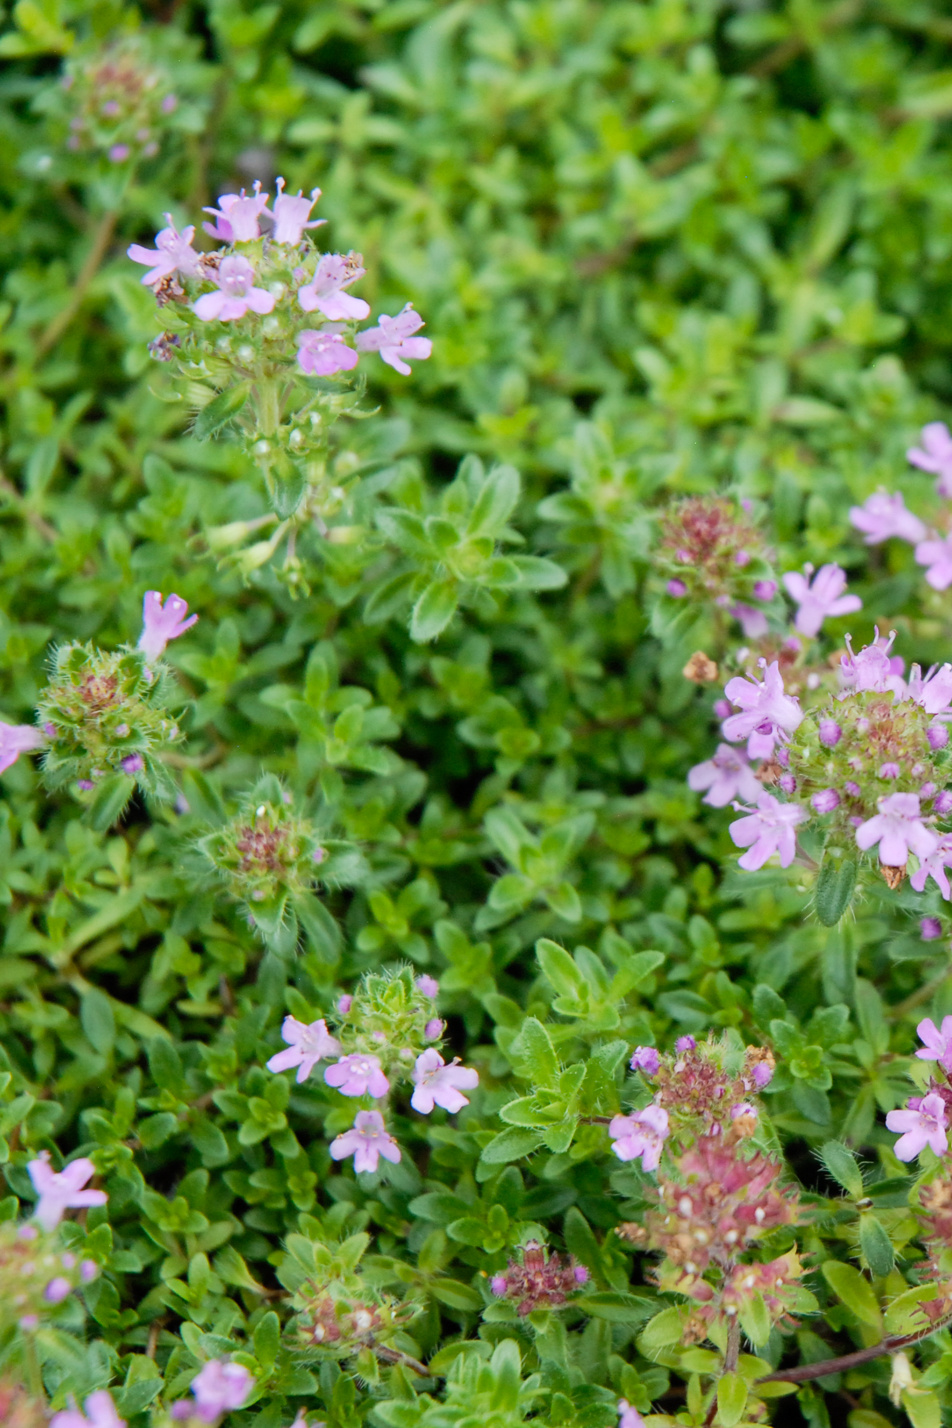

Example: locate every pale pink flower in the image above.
[849,490,927,544]
[916,532,952,590]
[269,178,325,244]
[267,1016,341,1083]
[731,604,769,638]
[916,1016,952,1073]
[907,663,952,715]
[27,1153,107,1231]
[722,660,802,760]
[190,1361,253,1422]
[330,1109,401,1173]
[608,1104,669,1171]
[324,1053,389,1098]
[886,1091,948,1161]
[410,1049,478,1114]
[0,721,42,774]
[910,834,952,898]
[855,792,939,867]
[298,253,370,320]
[782,563,861,638]
[416,974,439,998]
[617,1401,646,1428]
[193,255,275,322]
[296,329,359,376]
[908,421,952,496]
[138,591,198,663]
[729,793,806,871]
[202,184,270,242]
[356,303,432,375]
[630,1046,660,1075]
[840,631,905,696]
[127,217,202,286]
[50,1390,125,1428]
[688,744,761,808]
[752,1061,773,1089]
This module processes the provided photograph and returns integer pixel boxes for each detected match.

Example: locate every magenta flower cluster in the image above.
[849,421,952,588]
[886,1017,952,1162]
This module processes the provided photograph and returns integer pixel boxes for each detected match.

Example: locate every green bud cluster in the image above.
[337,966,442,1063]
[0,1222,96,1335]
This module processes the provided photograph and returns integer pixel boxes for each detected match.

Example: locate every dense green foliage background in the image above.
[4,1,952,1425]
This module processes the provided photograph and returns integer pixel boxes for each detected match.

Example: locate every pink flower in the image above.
[202,184,270,242]
[608,1104,669,1171]
[27,1153,107,1231]
[753,579,777,601]
[410,1049,478,1113]
[193,255,275,322]
[356,303,432,375]
[886,1091,948,1161]
[630,1046,660,1075]
[722,660,802,760]
[731,603,769,638]
[909,833,952,898]
[190,1361,253,1422]
[907,663,952,715]
[296,329,359,376]
[849,491,927,544]
[337,994,353,1015]
[330,1109,401,1173]
[298,253,370,320]
[0,721,42,774]
[688,744,761,808]
[675,1035,696,1053]
[812,788,840,814]
[127,217,203,286]
[752,1061,773,1089]
[921,917,943,941]
[324,1053,389,1098]
[45,1275,72,1303]
[416,975,439,998]
[916,1016,952,1073]
[138,591,198,663]
[782,563,861,638]
[840,631,905,696]
[424,1018,443,1039]
[269,178,325,244]
[50,1391,125,1428]
[667,578,687,597]
[908,421,952,496]
[618,1401,646,1428]
[728,793,807,871]
[267,1016,341,1083]
[819,719,842,747]
[916,532,952,590]
[855,792,939,867]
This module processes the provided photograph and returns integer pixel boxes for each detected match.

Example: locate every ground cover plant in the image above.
[8,1,952,1426]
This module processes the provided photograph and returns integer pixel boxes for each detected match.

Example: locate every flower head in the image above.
[855,792,939,867]
[127,217,202,286]
[355,303,432,374]
[916,533,952,591]
[27,1154,107,1231]
[722,660,802,760]
[728,793,807,871]
[630,1046,660,1075]
[324,1053,389,1098]
[189,1361,253,1422]
[908,663,952,716]
[269,178,325,244]
[202,184,270,242]
[410,1049,478,1114]
[50,1391,125,1428]
[0,721,42,775]
[782,563,861,638]
[909,834,952,898]
[916,1016,952,1074]
[296,329,359,376]
[908,421,952,496]
[886,1091,948,1161]
[849,490,927,545]
[267,1016,341,1083]
[138,591,198,663]
[688,744,761,808]
[298,253,370,320]
[608,1104,669,1171]
[193,255,275,322]
[330,1110,401,1173]
[840,631,905,696]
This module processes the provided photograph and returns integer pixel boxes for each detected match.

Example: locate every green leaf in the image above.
[478,1127,545,1166]
[428,1279,482,1311]
[815,858,856,926]
[821,1262,882,1328]
[859,1214,895,1278]
[467,463,521,534]
[638,1306,691,1358]
[254,1311,280,1370]
[717,1372,748,1428]
[410,580,459,642]
[192,383,251,441]
[138,1113,179,1149]
[511,1018,560,1086]
[80,989,115,1055]
[582,1292,656,1325]
[85,774,135,832]
[535,939,585,999]
[818,1140,864,1198]
[737,1290,772,1348]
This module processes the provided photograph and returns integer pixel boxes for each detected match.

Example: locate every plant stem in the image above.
[725,1314,741,1373]
[757,1315,952,1386]
[37,209,118,358]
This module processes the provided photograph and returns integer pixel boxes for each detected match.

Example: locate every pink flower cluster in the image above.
[886,1017,952,1162]
[849,422,952,588]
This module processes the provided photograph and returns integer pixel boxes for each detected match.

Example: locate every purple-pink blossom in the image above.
[849,490,927,545]
[753,579,777,601]
[202,184,270,242]
[138,591,198,663]
[193,255,275,322]
[298,253,370,320]
[687,743,761,808]
[722,660,803,760]
[915,1016,952,1074]
[355,303,432,375]
[296,329,359,376]
[751,1061,774,1089]
[819,719,842,747]
[27,1153,107,1231]
[921,917,943,941]
[886,1091,948,1161]
[855,792,939,867]
[618,1400,646,1428]
[330,1109,401,1173]
[267,1016,341,1083]
[907,663,952,716]
[189,1361,253,1422]
[127,217,202,286]
[731,604,768,638]
[630,1046,660,1075]
[909,834,952,898]
[324,1053,389,1098]
[840,631,905,696]
[667,578,687,597]
[908,421,952,497]
[916,532,952,591]
[728,793,807,871]
[410,1049,478,1114]
[608,1104,669,1171]
[781,563,861,638]
[50,1390,125,1428]
[0,721,42,775]
[416,974,439,998]
[812,788,840,814]
[269,178,325,244]
[675,1036,696,1053]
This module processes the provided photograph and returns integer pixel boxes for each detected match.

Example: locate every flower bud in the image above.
[921,917,943,941]
[819,719,842,747]
[929,723,950,750]
[937,790,952,815]
[811,788,840,813]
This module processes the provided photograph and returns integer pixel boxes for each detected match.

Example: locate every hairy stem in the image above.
[757,1315,952,1386]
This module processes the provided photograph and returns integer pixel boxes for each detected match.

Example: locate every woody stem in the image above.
[757,1314,952,1385]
